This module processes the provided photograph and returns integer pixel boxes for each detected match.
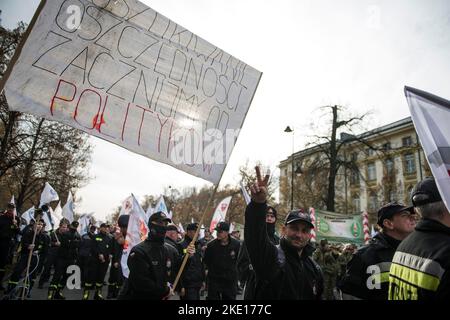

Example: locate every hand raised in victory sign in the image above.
[250,166,270,204]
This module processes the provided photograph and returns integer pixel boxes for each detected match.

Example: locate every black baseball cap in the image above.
[7,203,15,209]
[187,223,198,231]
[411,177,442,207]
[284,210,314,229]
[377,202,414,226]
[215,221,230,232]
[166,224,179,232]
[149,211,172,224]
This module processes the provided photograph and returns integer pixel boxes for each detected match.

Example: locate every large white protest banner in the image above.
[2,0,262,184]
[405,86,450,212]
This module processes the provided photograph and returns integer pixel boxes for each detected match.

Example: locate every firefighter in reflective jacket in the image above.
[389,177,450,300]
[339,202,416,299]
[83,223,113,300]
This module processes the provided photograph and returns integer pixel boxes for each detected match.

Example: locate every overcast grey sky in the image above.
[2,0,450,221]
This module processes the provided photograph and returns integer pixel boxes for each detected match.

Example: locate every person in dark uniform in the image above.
[4,218,49,299]
[0,203,20,289]
[165,224,183,254]
[38,221,68,288]
[339,202,416,299]
[179,222,206,300]
[78,225,96,287]
[48,221,80,300]
[119,211,188,300]
[203,221,241,300]
[107,223,125,299]
[237,206,280,299]
[83,223,113,300]
[245,166,324,300]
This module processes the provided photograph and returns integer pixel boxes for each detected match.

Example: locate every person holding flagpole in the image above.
[0,203,20,290]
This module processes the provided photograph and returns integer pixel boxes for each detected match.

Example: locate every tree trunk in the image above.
[326,106,338,212]
[16,118,45,212]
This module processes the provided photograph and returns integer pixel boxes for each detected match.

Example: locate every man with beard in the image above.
[245,166,324,299]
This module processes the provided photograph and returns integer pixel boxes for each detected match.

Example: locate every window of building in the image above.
[382,142,391,151]
[350,169,360,185]
[385,158,394,175]
[352,196,360,213]
[367,162,377,181]
[402,136,413,147]
[368,192,378,212]
[351,152,358,162]
[366,148,376,157]
[404,153,416,174]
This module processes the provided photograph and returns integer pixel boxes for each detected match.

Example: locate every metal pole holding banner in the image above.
[21,211,42,300]
[172,183,220,291]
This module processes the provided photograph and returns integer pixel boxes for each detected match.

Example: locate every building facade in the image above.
[279,117,430,220]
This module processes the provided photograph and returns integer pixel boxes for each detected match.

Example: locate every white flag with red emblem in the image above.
[121,194,149,278]
[405,86,450,212]
[209,196,232,233]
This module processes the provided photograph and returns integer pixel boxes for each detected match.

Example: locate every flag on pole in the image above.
[119,195,133,216]
[78,213,93,236]
[121,194,149,278]
[52,202,63,227]
[41,207,55,232]
[240,182,251,205]
[145,206,154,225]
[405,86,450,212]
[309,208,317,243]
[154,196,169,216]
[62,192,75,223]
[178,222,185,234]
[39,182,59,207]
[21,207,35,225]
[209,196,232,234]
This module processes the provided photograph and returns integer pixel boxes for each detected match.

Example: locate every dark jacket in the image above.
[339,232,401,300]
[388,218,450,300]
[179,236,205,288]
[121,238,180,300]
[0,213,20,241]
[93,231,113,261]
[165,237,183,255]
[203,234,241,284]
[237,227,280,300]
[20,226,50,257]
[79,232,96,258]
[57,229,81,260]
[245,201,323,300]
[112,236,124,264]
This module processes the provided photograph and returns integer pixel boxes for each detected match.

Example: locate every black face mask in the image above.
[149,223,167,243]
[266,222,276,236]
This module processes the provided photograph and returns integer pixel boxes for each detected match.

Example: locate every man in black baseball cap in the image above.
[341,201,416,300]
[388,177,450,300]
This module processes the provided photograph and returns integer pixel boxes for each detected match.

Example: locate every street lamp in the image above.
[284,126,295,210]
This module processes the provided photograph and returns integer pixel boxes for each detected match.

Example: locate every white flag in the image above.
[119,195,133,216]
[52,202,63,227]
[371,224,377,237]
[145,206,154,225]
[229,222,235,234]
[3,0,261,184]
[42,208,55,232]
[240,182,251,205]
[405,86,450,212]
[178,222,185,234]
[62,192,75,223]
[121,194,149,278]
[78,213,93,236]
[21,207,35,225]
[39,182,59,207]
[209,196,232,234]
[154,196,169,216]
